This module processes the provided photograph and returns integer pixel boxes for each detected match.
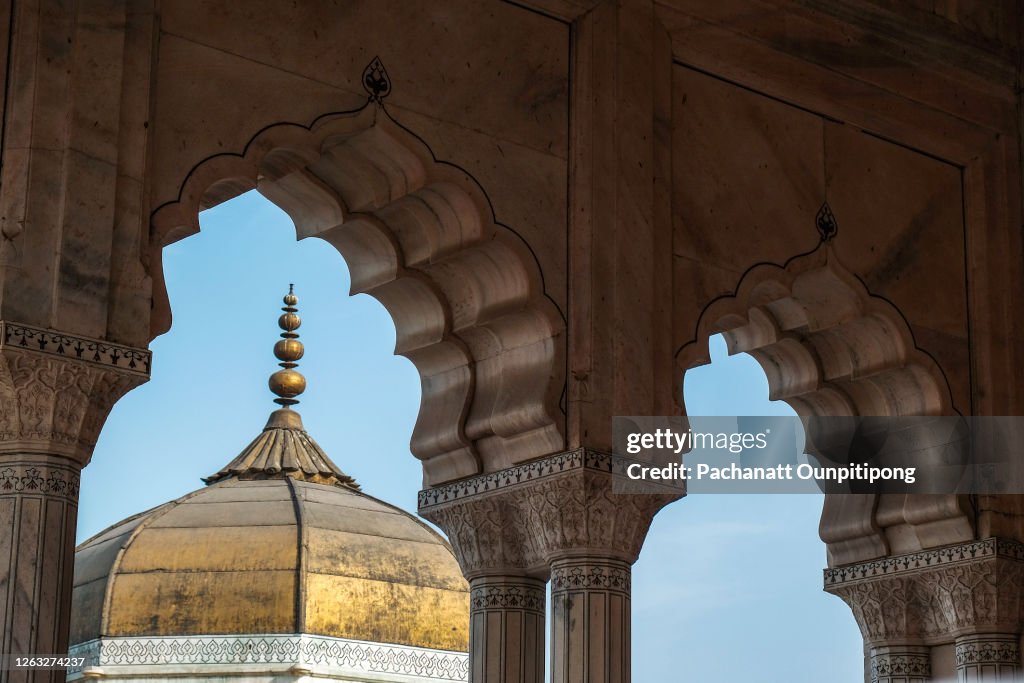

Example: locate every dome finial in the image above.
[269,284,306,408]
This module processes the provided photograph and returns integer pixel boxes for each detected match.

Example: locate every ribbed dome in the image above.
[71,475,470,651]
[70,287,468,659]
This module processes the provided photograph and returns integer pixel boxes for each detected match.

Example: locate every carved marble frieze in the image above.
[67,634,468,682]
[0,321,150,463]
[825,538,1024,645]
[419,448,681,578]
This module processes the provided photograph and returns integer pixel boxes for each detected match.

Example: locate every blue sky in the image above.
[80,190,863,681]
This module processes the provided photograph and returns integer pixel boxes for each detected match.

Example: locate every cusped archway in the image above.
[676,247,973,566]
[150,104,566,485]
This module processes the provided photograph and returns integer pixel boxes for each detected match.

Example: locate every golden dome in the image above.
[70,286,469,653]
[71,471,469,651]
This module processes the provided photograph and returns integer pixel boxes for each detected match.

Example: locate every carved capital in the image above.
[423,493,545,578]
[420,449,680,578]
[825,538,1024,645]
[0,322,150,464]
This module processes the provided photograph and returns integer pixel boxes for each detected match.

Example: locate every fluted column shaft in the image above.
[955,634,1021,682]
[0,455,81,683]
[550,557,631,683]
[469,575,546,683]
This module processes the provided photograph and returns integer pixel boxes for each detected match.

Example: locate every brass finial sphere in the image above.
[274,339,304,363]
[278,312,301,332]
[270,368,307,397]
[270,285,306,407]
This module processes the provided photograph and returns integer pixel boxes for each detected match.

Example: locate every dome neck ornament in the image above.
[203,286,359,489]
[266,283,307,428]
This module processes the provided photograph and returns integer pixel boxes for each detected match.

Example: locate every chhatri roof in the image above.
[204,284,358,489]
[70,287,469,653]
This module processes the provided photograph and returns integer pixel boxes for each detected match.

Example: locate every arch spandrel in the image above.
[676,247,974,566]
[150,105,566,485]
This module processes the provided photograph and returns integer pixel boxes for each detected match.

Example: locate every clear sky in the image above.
[79,190,863,681]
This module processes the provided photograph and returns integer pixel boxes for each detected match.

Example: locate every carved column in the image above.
[421,449,679,683]
[533,454,674,683]
[550,557,632,683]
[825,538,1024,682]
[421,482,547,683]
[469,576,546,683]
[0,323,149,682]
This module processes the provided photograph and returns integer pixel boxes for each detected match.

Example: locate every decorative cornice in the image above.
[418,448,680,511]
[419,448,608,509]
[0,460,80,503]
[824,538,1024,587]
[67,634,468,681]
[1,322,151,378]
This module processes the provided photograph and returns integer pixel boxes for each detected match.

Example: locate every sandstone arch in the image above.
[150,104,566,485]
[676,247,973,566]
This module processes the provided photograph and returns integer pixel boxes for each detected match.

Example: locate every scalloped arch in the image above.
[675,247,973,565]
[676,247,954,419]
[150,105,566,485]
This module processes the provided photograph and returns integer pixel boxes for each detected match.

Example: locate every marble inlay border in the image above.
[0,462,80,502]
[68,634,468,681]
[1,321,151,377]
[823,538,1024,586]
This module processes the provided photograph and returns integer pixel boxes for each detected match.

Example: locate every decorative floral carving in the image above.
[0,462,80,502]
[955,636,1020,667]
[550,559,631,595]
[870,649,930,683]
[470,580,545,615]
[827,539,1024,645]
[420,448,679,577]
[0,344,146,463]
[68,634,468,681]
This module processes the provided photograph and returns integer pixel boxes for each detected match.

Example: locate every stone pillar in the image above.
[420,448,679,683]
[420,480,548,683]
[868,645,931,683]
[825,538,1024,683]
[955,634,1021,681]
[469,575,546,683]
[0,323,149,682]
[550,557,631,683]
